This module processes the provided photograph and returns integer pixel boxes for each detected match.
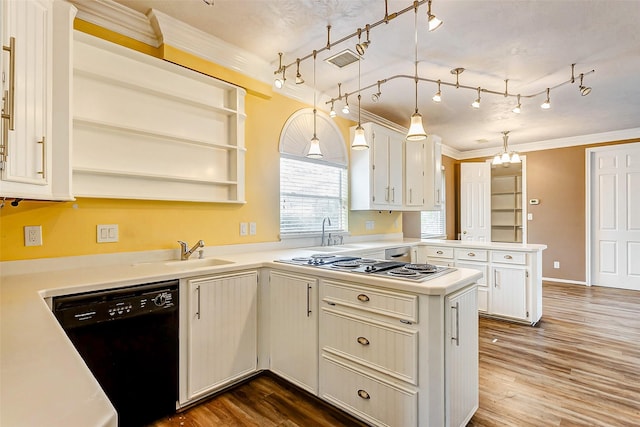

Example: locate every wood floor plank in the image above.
[151,282,640,426]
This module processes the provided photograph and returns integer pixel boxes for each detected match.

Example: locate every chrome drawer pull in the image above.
[467,252,475,257]
[357,294,370,302]
[504,254,513,260]
[436,250,444,255]
[357,336,370,346]
[357,389,370,400]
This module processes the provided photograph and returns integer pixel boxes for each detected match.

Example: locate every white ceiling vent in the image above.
[324,49,360,68]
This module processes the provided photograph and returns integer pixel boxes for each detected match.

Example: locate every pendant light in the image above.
[492,131,520,166]
[352,40,369,150]
[432,79,442,103]
[306,51,323,159]
[426,0,443,32]
[406,3,427,141]
[512,94,522,114]
[541,88,551,109]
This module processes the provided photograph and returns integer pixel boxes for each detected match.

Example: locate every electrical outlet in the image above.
[365,220,375,230]
[97,224,119,243]
[24,226,42,246]
[527,213,533,221]
[240,222,248,236]
[553,261,560,269]
[249,222,256,235]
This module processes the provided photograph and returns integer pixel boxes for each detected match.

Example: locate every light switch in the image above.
[249,222,256,235]
[97,224,118,243]
[527,213,533,221]
[240,222,248,236]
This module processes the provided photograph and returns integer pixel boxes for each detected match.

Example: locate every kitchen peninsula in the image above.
[0,241,481,427]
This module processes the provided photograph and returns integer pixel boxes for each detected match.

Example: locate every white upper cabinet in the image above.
[0,0,74,200]
[351,122,404,210]
[404,140,425,209]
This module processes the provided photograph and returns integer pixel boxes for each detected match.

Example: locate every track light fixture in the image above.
[471,87,481,109]
[432,79,442,102]
[371,81,382,102]
[273,52,285,88]
[295,58,304,84]
[579,74,592,96]
[427,0,443,32]
[352,47,369,150]
[342,94,350,114]
[356,25,371,56]
[406,4,427,141]
[329,100,336,118]
[202,0,214,5]
[512,94,522,114]
[306,51,323,159]
[541,88,551,109]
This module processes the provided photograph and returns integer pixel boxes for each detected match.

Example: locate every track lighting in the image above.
[371,81,382,102]
[273,52,285,88]
[427,0,443,32]
[471,87,481,109]
[342,95,350,114]
[329,100,336,118]
[432,79,442,102]
[406,5,427,141]
[579,74,591,96]
[541,88,551,109]
[512,94,522,114]
[356,25,371,56]
[306,52,323,159]
[295,58,304,84]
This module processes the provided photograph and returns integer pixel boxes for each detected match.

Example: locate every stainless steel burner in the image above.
[404,263,438,272]
[292,257,311,262]
[310,254,336,259]
[387,268,420,277]
[332,260,362,268]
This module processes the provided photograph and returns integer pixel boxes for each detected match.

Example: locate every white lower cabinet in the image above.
[445,285,479,427]
[268,271,318,394]
[181,271,258,404]
[454,249,489,313]
[491,265,528,320]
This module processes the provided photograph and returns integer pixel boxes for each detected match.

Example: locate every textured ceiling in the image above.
[111,0,640,152]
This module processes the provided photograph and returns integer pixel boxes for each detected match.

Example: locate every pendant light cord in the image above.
[313,50,317,138]
[414,3,419,114]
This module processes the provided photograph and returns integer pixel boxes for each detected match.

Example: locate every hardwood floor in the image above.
[150,282,640,426]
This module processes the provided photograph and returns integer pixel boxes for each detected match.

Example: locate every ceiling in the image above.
[110,0,640,153]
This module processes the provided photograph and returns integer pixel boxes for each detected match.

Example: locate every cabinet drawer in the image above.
[320,356,417,427]
[491,251,527,265]
[455,248,488,262]
[321,309,417,384]
[322,281,418,323]
[425,246,454,259]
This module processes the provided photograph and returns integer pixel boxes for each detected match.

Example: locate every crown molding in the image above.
[67,0,160,47]
[458,127,640,160]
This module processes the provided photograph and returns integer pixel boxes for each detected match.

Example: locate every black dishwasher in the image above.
[53,280,179,427]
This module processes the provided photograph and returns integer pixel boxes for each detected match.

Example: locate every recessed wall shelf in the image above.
[491,165,524,243]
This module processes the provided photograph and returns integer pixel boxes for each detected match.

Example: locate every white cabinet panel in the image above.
[269,271,318,394]
[185,271,257,402]
[491,266,527,320]
[404,140,425,208]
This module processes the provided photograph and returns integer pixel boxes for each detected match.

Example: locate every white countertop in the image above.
[0,239,491,427]
[421,239,547,252]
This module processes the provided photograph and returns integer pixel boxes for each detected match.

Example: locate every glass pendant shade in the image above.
[432,91,442,103]
[342,104,350,114]
[492,154,503,166]
[428,15,443,32]
[510,152,521,163]
[406,112,427,141]
[512,104,521,114]
[306,136,323,159]
[471,98,480,109]
[352,126,369,150]
[541,100,551,109]
[329,108,336,118]
[500,152,511,163]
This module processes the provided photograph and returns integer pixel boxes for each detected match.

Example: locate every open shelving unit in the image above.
[491,164,523,243]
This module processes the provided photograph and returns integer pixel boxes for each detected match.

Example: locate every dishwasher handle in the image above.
[384,247,412,262]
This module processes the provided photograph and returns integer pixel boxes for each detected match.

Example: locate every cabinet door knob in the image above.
[357,389,371,400]
[357,294,370,302]
[436,250,444,255]
[357,336,370,346]
[467,252,475,257]
[504,254,513,260]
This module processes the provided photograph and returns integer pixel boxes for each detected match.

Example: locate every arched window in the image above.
[279,108,348,237]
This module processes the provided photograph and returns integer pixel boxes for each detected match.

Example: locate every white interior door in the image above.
[589,142,640,290]
[460,162,491,241]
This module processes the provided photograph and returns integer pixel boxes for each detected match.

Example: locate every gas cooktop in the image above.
[275,254,455,282]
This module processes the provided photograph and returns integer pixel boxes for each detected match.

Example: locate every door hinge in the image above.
[526,270,529,278]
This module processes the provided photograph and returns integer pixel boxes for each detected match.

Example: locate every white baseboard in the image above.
[542,277,588,286]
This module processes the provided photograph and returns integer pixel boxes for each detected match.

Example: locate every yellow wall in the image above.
[0,21,401,262]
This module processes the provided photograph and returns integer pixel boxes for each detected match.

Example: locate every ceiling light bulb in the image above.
[541,88,551,109]
[427,0,443,32]
[295,73,304,85]
[432,91,442,103]
[371,92,380,102]
[471,98,480,109]
[501,152,511,163]
[352,125,369,150]
[306,136,323,159]
[492,154,503,166]
[329,107,336,118]
[342,103,350,114]
[512,104,521,114]
[274,77,284,89]
[406,112,427,141]
[580,85,592,96]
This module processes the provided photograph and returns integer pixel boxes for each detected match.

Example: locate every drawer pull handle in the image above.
[504,255,513,260]
[357,389,370,400]
[467,252,475,257]
[357,336,370,346]
[357,294,370,302]
[436,250,444,255]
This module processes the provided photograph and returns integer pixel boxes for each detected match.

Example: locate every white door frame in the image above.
[585,142,640,287]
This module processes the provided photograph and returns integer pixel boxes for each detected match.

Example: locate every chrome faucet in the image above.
[321,217,332,246]
[178,240,205,260]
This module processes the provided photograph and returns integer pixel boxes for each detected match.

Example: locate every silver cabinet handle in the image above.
[357,389,370,400]
[306,283,312,317]
[467,252,475,257]
[409,188,412,203]
[385,186,389,201]
[37,136,45,176]
[357,293,370,302]
[436,250,444,255]
[436,188,441,204]
[451,301,460,346]
[357,336,370,346]
[392,187,395,202]
[494,270,499,287]
[504,254,513,260]
[2,37,15,130]
[195,285,201,319]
